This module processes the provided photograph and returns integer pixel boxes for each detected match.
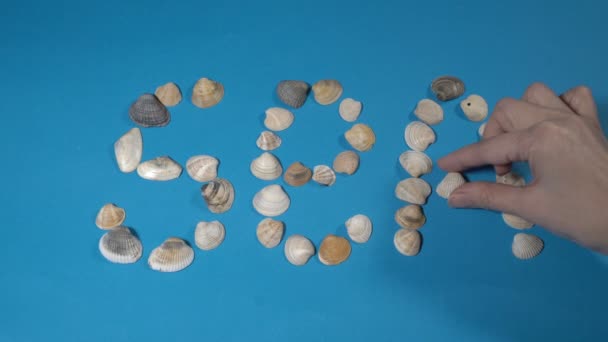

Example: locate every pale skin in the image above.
[438,83,608,255]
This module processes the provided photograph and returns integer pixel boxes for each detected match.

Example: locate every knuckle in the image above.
[494,97,517,112]
[574,85,593,98]
[476,184,495,210]
[523,82,548,101]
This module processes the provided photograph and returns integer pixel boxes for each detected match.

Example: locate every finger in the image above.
[521,82,574,113]
[560,85,600,122]
[448,182,532,214]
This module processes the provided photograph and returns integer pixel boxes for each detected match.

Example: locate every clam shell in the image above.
[496,171,525,187]
[502,213,534,230]
[395,178,431,205]
[394,228,421,256]
[404,121,436,152]
[98,226,143,264]
[256,131,282,151]
[264,107,294,131]
[186,155,219,182]
[461,94,488,122]
[312,79,343,105]
[312,165,336,186]
[333,151,360,175]
[129,94,170,127]
[276,80,309,108]
[256,218,285,248]
[191,77,224,108]
[95,203,126,230]
[345,123,376,152]
[394,205,426,229]
[414,99,444,125]
[194,220,225,251]
[148,237,194,272]
[431,76,465,101]
[137,156,182,181]
[250,152,283,180]
[114,127,143,173]
[399,150,432,177]
[252,184,290,217]
[345,214,372,243]
[478,122,486,137]
[284,235,315,266]
[201,178,235,214]
[436,172,466,199]
[339,98,362,122]
[512,233,544,260]
[283,162,312,186]
[154,82,182,107]
[318,235,351,266]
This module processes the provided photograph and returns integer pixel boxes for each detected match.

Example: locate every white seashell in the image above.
[186,155,219,182]
[201,178,235,214]
[404,121,436,152]
[95,203,126,230]
[252,184,290,217]
[137,156,182,181]
[394,228,421,256]
[256,131,282,151]
[496,171,526,187]
[399,150,432,177]
[148,237,194,272]
[414,99,443,125]
[250,152,282,180]
[478,122,486,137]
[339,98,362,122]
[154,82,182,107]
[345,214,372,243]
[312,165,336,186]
[284,235,315,266]
[460,94,488,122]
[512,233,544,260]
[194,220,225,250]
[436,172,466,199]
[312,80,343,105]
[264,107,294,131]
[502,213,534,230]
[345,123,376,152]
[256,218,285,248]
[98,226,143,264]
[395,178,431,205]
[394,205,426,229]
[114,127,143,173]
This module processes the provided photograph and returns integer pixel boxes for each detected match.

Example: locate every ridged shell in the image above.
[201,178,235,214]
[256,218,285,248]
[98,226,143,264]
[283,162,312,186]
[345,123,376,152]
[461,94,488,122]
[312,165,336,186]
[394,228,421,256]
[414,99,444,125]
[431,76,465,101]
[95,203,126,230]
[478,122,486,137]
[194,220,225,250]
[399,150,432,177]
[264,107,294,131]
[318,235,351,266]
[512,233,544,260]
[154,82,182,107]
[114,127,143,173]
[496,171,526,187]
[148,237,194,272]
[129,94,170,127]
[253,184,290,217]
[333,151,360,175]
[339,98,362,122]
[191,77,224,108]
[345,214,372,243]
[250,152,282,180]
[186,155,219,182]
[404,121,436,152]
[503,213,534,230]
[276,80,309,109]
[312,80,343,105]
[394,205,426,229]
[436,172,467,199]
[284,235,315,266]
[395,178,432,205]
[256,131,282,151]
[137,156,182,181]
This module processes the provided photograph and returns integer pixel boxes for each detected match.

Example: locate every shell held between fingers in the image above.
[114,127,142,173]
[284,235,315,266]
[431,76,465,101]
[276,80,310,109]
[191,77,224,108]
[502,213,534,230]
[404,121,436,152]
[312,80,343,105]
[436,172,467,199]
[395,178,432,205]
[148,237,194,272]
[201,178,235,214]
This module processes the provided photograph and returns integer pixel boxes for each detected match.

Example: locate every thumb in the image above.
[448,181,531,215]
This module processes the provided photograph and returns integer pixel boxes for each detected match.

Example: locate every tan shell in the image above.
[394,205,426,229]
[414,99,443,125]
[503,213,534,230]
[137,156,182,181]
[256,131,282,151]
[318,235,351,266]
[148,237,194,272]
[478,122,486,137]
[98,226,143,264]
[284,235,315,266]
[394,228,421,256]
[192,77,224,108]
[436,172,466,199]
[114,127,143,173]
[250,152,283,180]
[395,178,431,205]
[404,121,436,152]
[512,233,544,260]
[264,107,294,131]
[338,98,362,122]
[399,151,432,177]
[252,184,290,217]
[186,155,219,182]
[312,80,343,105]
[154,82,182,107]
[194,220,225,250]
[345,214,372,243]
[312,165,336,186]
[496,171,525,187]
[95,203,126,230]
[460,94,488,122]
[333,151,359,175]
[256,218,285,248]
[345,123,376,152]
[283,162,312,186]
[201,178,235,214]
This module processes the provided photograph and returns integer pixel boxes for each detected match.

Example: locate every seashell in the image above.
[201,178,235,214]
[395,178,432,205]
[502,213,534,230]
[148,237,194,272]
[404,121,436,152]
[436,172,467,199]
[312,79,343,105]
[129,94,171,127]
[191,77,224,108]
[339,98,362,122]
[256,218,285,248]
[186,155,219,182]
[264,107,294,131]
[194,220,225,250]
[414,99,444,125]
[431,75,465,101]
[98,226,143,264]
[333,151,360,175]
[154,82,182,107]
[318,235,351,266]
[250,152,282,180]
[284,235,315,266]
[95,203,126,230]
[253,184,290,217]
[394,205,426,230]
[345,214,372,243]
[114,127,143,173]
[399,150,432,177]
[276,80,310,109]
[496,171,526,187]
[283,162,312,186]
[512,233,544,260]
[256,131,282,151]
[478,122,486,137]
[345,123,376,152]
[137,156,182,181]
[312,165,336,186]
[394,228,421,256]
[461,94,488,122]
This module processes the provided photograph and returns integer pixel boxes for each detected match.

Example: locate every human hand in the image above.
[437,83,608,254]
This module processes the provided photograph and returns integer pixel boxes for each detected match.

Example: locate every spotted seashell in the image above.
[114,127,142,173]
[186,155,219,182]
[194,220,225,251]
[252,184,290,217]
[95,203,126,230]
[394,228,421,256]
[395,178,431,205]
[339,98,362,122]
[318,235,351,266]
[250,152,282,180]
[414,99,443,125]
[283,162,312,187]
[98,226,143,264]
[264,107,294,131]
[148,237,194,272]
[154,82,182,107]
[502,213,534,230]
[312,79,343,105]
[284,234,315,266]
[512,233,544,260]
[201,178,235,214]
[312,165,336,186]
[436,172,467,199]
[256,131,282,151]
[333,151,360,175]
[129,94,170,127]
[256,218,285,248]
[496,171,526,187]
[276,80,310,109]
[345,123,376,152]
[461,94,488,122]
[404,121,436,152]
[399,150,432,178]
[394,205,426,230]
[192,77,224,108]
[137,156,182,181]
[345,214,372,243]
[431,76,465,101]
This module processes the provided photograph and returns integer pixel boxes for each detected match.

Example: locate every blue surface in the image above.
[1,0,608,341]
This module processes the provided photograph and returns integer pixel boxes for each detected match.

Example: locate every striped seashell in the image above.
[137,156,182,181]
[431,76,465,101]
[404,121,436,152]
[194,220,226,250]
[129,94,170,127]
[252,184,290,217]
[148,237,194,272]
[394,205,426,229]
[312,165,336,186]
[345,214,372,243]
[186,155,219,182]
[98,226,143,264]
[345,123,376,152]
[436,172,466,199]
[512,233,544,260]
[95,203,126,230]
[201,178,235,214]
[283,162,312,186]
[264,107,294,131]
[312,79,343,105]
[256,218,285,248]
[399,150,432,177]
[394,228,422,256]
[395,178,432,205]
[250,152,282,180]
[284,234,315,266]
[256,131,282,151]
[191,77,224,108]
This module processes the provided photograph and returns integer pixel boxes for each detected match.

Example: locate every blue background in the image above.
[1,0,607,341]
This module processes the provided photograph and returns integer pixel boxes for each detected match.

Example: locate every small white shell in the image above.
[284,235,315,266]
[478,122,486,137]
[394,228,421,256]
[194,220,225,250]
[338,98,362,122]
[264,107,294,131]
[414,99,443,125]
[186,155,219,182]
[345,214,372,243]
[114,127,143,173]
[460,94,488,122]
[95,203,126,230]
[502,213,534,230]
[98,226,143,264]
[395,178,432,205]
[252,184,291,217]
[148,237,194,272]
[256,131,282,151]
[436,172,466,199]
[312,165,336,186]
[137,156,182,181]
[512,233,544,260]
[256,218,285,248]
[496,172,526,187]
[399,151,432,177]
[404,121,436,152]
[250,152,282,180]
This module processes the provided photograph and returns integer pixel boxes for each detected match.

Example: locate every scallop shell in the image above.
[194,220,225,251]
[252,184,290,217]
[186,155,219,182]
[264,107,294,131]
[478,122,486,137]
[318,235,351,266]
[148,237,194,272]
[312,80,343,105]
[191,77,224,108]
[512,233,544,260]
[394,228,421,256]
[276,80,310,109]
[502,213,534,230]
[461,94,488,122]
[283,162,312,186]
[399,150,432,178]
[345,123,376,152]
[496,171,526,187]
[436,172,467,199]
[394,205,426,230]
[339,98,362,122]
[414,99,444,125]
[250,152,282,180]
[312,165,336,186]
[154,82,182,107]
[95,203,126,230]
[201,178,235,214]
[284,235,315,266]
[129,94,170,127]
[98,226,143,264]
[431,76,465,101]
[333,151,360,175]
[404,121,436,152]
[345,214,372,243]
[137,156,182,181]
[114,127,143,173]
[256,218,285,248]
[395,178,432,205]
[256,131,282,151]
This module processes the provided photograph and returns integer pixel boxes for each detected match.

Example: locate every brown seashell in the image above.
[394,205,426,229]
[431,76,465,101]
[256,218,285,248]
[318,234,351,266]
[154,82,182,107]
[192,77,224,108]
[333,151,360,175]
[312,80,343,105]
[201,178,235,214]
[95,203,126,230]
[283,162,312,186]
[345,123,376,152]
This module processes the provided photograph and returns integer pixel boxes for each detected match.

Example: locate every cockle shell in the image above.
[256,131,282,151]
[129,94,171,127]
[312,79,343,105]
[114,127,143,173]
[394,228,421,256]
[512,233,544,260]
[276,80,310,109]
[98,226,143,264]
[201,178,235,214]
[345,214,372,243]
[312,165,336,186]
[404,121,436,152]
[250,152,282,180]
[395,178,432,205]
[186,155,219,182]
[253,184,290,217]
[256,218,284,248]
[283,162,312,186]
[345,123,376,152]
[431,76,465,101]
[478,122,486,137]
[461,94,488,122]
[394,205,426,229]
[137,156,182,181]
[436,172,467,199]
[318,235,351,266]
[399,150,432,177]
[497,172,531,229]
[496,171,525,187]
[95,203,126,230]
[284,235,315,266]
[194,220,225,250]
[333,151,360,175]
[339,98,362,122]
[191,77,224,108]
[148,237,194,272]
[414,99,444,125]
[154,82,182,107]
[502,213,534,230]
[264,107,294,131]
